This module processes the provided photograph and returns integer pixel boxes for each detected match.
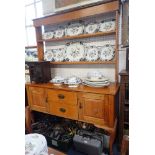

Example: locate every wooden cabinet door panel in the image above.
[28,87,47,113]
[82,99,105,126]
[83,99,104,119]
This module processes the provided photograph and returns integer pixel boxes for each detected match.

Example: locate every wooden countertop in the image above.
[26,82,119,95]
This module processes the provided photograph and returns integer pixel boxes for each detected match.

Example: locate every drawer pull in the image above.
[58,94,65,99]
[59,108,66,113]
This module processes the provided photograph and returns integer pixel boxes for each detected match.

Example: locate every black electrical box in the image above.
[26,61,51,83]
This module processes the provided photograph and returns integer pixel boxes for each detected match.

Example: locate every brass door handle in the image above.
[59,108,66,113]
[58,94,65,99]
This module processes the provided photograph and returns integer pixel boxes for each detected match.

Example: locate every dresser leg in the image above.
[109,119,117,155]
[25,106,33,133]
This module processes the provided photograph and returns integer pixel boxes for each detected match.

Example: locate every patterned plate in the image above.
[99,19,115,32]
[85,22,98,34]
[99,44,115,61]
[85,46,99,61]
[42,31,54,39]
[52,48,65,62]
[65,23,84,36]
[44,49,54,61]
[65,42,85,61]
[54,28,65,38]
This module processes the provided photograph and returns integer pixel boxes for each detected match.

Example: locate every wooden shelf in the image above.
[38,31,115,43]
[33,1,119,27]
[50,60,116,65]
[25,46,37,49]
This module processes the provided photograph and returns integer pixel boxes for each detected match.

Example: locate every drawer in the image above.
[49,102,78,120]
[78,92,104,100]
[47,89,77,105]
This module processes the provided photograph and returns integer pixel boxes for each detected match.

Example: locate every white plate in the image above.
[50,76,65,84]
[99,20,115,32]
[42,31,54,39]
[84,80,109,85]
[87,71,103,80]
[85,23,98,34]
[52,48,65,62]
[65,42,85,61]
[44,49,54,61]
[83,82,110,88]
[54,28,65,38]
[65,23,84,36]
[85,77,109,82]
[85,46,99,61]
[99,44,115,61]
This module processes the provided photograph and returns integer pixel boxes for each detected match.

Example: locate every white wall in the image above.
[42,0,126,82]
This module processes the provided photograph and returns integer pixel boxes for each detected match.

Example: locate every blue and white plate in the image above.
[44,49,54,61]
[85,46,99,61]
[85,22,99,34]
[65,23,84,36]
[52,48,65,62]
[54,28,65,38]
[99,44,115,61]
[65,42,85,62]
[99,19,115,32]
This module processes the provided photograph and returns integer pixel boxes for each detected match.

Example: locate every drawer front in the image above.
[49,102,78,120]
[78,92,104,100]
[47,89,77,105]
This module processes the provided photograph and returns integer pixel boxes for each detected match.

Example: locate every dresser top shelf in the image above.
[26,82,119,95]
[33,1,119,27]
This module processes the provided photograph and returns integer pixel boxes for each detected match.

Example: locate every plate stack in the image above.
[83,71,110,87]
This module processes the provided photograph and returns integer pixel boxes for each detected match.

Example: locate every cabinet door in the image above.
[78,93,109,126]
[27,87,48,113]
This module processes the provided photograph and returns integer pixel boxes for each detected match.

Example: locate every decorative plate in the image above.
[54,28,65,38]
[42,31,54,39]
[85,22,98,34]
[65,23,84,36]
[83,82,110,88]
[65,42,85,61]
[64,76,81,87]
[85,46,99,61]
[52,48,65,62]
[50,76,65,84]
[99,44,115,61]
[87,71,103,80]
[25,50,38,61]
[44,49,54,61]
[99,19,115,32]
[85,77,109,82]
